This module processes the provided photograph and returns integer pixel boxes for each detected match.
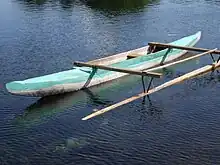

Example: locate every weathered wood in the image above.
[148,42,220,54]
[127,53,143,59]
[82,61,220,120]
[147,48,218,72]
[74,61,162,78]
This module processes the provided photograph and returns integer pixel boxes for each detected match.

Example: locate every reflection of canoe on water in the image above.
[14,88,112,126]
[6,32,201,97]
[14,92,86,126]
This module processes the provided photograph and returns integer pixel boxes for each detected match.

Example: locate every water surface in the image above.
[1,0,220,164]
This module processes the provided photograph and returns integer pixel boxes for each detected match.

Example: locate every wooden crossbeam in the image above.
[147,48,218,72]
[82,61,220,120]
[74,61,162,78]
[148,42,220,54]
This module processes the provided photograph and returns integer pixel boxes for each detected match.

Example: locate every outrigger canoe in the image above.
[6,31,201,97]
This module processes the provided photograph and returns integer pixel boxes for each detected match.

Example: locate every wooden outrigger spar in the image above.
[81,44,220,121]
[147,48,218,72]
[148,42,220,54]
[74,61,162,78]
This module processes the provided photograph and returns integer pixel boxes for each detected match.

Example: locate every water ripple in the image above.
[1,0,220,164]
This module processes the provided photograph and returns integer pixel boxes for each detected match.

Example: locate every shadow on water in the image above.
[204,0,220,5]
[16,0,160,12]
[135,96,164,123]
[83,0,160,15]
[17,0,48,5]
[13,74,146,127]
[14,88,112,127]
[14,92,84,127]
[135,71,220,123]
[17,0,76,8]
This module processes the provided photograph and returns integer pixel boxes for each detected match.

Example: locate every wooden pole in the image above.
[127,53,142,59]
[147,48,217,72]
[82,61,220,120]
[74,61,162,78]
[148,42,220,54]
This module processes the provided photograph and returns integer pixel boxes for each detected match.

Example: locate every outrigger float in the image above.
[5,31,220,120]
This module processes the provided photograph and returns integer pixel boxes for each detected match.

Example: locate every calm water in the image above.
[1,0,220,164]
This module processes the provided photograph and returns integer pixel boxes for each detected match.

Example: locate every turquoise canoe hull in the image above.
[6,31,201,97]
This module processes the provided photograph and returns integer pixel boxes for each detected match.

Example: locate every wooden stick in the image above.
[82,61,220,120]
[74,61,162,78]
[149,42,220,54]
[127,53,142,59]
[147,48,218,72]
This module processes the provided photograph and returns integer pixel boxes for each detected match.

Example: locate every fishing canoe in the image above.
[6,31,201,97]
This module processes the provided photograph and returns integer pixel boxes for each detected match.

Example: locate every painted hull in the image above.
[6,31,201,97]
